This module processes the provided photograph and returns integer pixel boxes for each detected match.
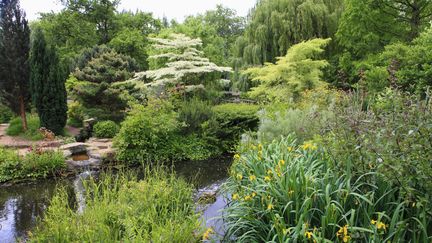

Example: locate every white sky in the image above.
[21,0,257,22]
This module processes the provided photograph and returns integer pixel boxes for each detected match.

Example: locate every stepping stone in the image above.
[60,142,88,154]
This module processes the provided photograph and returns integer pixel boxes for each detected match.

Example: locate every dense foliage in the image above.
[321,90,432,211]
[0,147,65,183]
[0,0,31,130]
[245,38,330,102]
[222,88,432,242]
[0,103,13,123]
[136,33,231,89]
[114,99,180,163]
[30,28,67,135]
[30,169,202,242]
[2,0,432,241]
[224,135,431,242]
[34,1,161,68]
[233,0,343,67]
[66,46,138,122]
[211,103,260,151]
[93,120,120,138]
[114,99,220,164]
[73,45,138,83]
[173,5,245,66]
[6,115,44,141]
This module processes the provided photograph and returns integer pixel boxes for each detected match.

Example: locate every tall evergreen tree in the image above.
[30,28,67,135]
[0,0,30,130]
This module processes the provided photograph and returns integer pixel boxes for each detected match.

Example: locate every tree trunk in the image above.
[409,2,421,41]
[19,95,28,131]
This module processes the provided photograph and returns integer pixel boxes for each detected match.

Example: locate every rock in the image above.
[67,157,102,171]
[198,192,217,204]
[92,138,111,143]
[83,118,97,127]
[76,118,97,142]
[60,142,88,154]
[63,150,72,158]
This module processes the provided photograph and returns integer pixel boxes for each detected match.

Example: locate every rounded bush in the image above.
[93,120,120,138]
[113,100,180,164]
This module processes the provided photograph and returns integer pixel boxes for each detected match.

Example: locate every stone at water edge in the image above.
[60,142,88,155]
[198,191,218,204]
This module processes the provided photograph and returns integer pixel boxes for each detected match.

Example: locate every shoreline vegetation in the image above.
[0,147,65,184]
[28,168,205,242]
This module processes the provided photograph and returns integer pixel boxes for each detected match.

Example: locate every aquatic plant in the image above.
[223,136,431,242]
[0,147,65,183]
[29,168,203,242]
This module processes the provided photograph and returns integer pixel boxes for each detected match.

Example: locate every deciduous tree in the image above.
[136,33,232,89]
[245,38,330,102]
[235,0,343,67]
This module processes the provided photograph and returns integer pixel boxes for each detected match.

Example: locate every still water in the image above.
[0,157,232,242]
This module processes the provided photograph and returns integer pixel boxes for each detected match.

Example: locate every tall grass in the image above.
[6,114,44,141]
[0,147,65,183]
[222,136,431,242]
[29,168,203,242]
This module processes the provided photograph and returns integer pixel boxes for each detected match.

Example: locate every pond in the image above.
[0,157,232,242]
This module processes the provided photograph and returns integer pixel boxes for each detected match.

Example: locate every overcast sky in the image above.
[20,0,257,22]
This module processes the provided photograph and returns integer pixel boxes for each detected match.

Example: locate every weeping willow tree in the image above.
[245,38,330,102]
[234,0,343,67]
[134,33,231,90]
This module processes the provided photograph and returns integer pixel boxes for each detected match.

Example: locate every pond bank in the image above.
[0,157,232,242]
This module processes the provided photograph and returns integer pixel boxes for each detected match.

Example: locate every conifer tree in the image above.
[0,0,30,130]
[30,28,67,135]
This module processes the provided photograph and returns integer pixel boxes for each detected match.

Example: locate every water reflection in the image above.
[0,180,68,242]
[174,156,232,188]
[0,157,232,243]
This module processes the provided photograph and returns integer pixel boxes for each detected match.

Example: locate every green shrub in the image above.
[0,104,13,123]
[67,101,84,127]
[0,147,66,183]
[258,106,334,143]
[115,99,223,164]
[69,80,129,122]
[93,120,120,138]
[172,134,221,161]
[7,116,25,136]
[6,115,44,141]
[114,99,181,164]
[73,45,138,84]
[320,89,432,211]
[210,103,260,151]
[223,137,431,242]
[178,98,213,134]
[30,169,202,242]
[0,148,21,182]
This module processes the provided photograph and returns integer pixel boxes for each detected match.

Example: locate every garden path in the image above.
[0,123,115,166]
[0,124,61,154]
